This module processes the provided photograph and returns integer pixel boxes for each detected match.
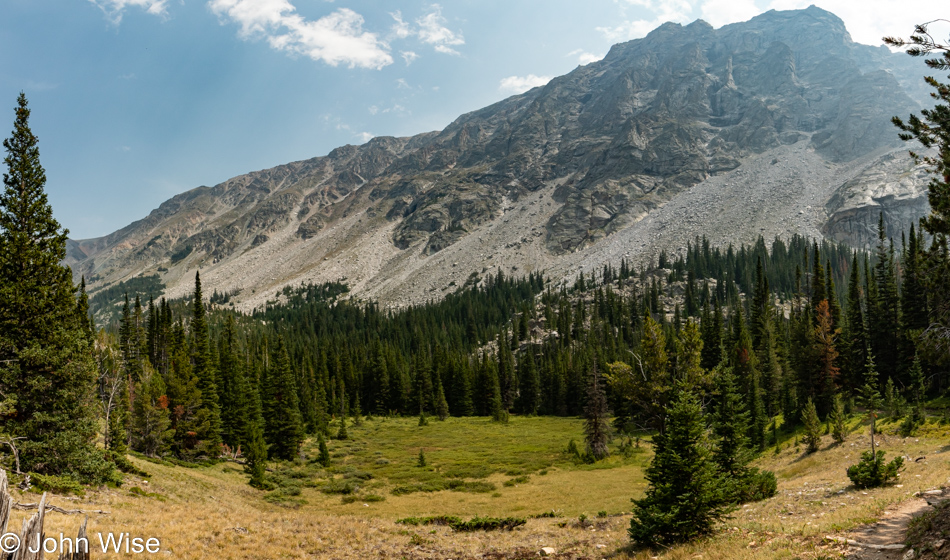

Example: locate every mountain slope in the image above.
[70,6,932,309]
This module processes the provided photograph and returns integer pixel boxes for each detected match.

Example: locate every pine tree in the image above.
[859,351,883,456]
[218,315,249,450]
[434,375,449,421]
[518,347,541,415]
[843,252,868,392]
[263,336,304,460]
[191,272,222,456]
[830,393,847,444]
[813,300,840,416]
[629,385,731,548]
[711,368,751,478]
[317,433,331,467]
[583,365,610,461]
[0,93,112,482]
[244,421,268,489]
[801,398,822,453]
[131,364,173,457]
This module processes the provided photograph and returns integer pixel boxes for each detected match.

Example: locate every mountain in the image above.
[69,6,933,310]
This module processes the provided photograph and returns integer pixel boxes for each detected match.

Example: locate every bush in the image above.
[451,516,526,532]
[106,451,150,478]
[319,480,359,494]
[734,468,777,503]
[847,450,904,489]
[30,473,85,496]
[341,493,385,504]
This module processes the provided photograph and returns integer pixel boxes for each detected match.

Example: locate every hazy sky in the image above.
[1,0,945,239]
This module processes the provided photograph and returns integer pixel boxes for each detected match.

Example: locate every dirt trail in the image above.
[838,489,948,560]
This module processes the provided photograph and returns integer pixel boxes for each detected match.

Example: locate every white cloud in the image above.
[89,0,169,24]
[368,105,379,115]
[597,0,948,47]
[208,0,393,69]
[390,11,411,39]
[416,4,464,55]
[401,50,419,65]
[357,132,375,143]
[700,0,759,27]
[765,0,949,46]
[567,49,604,65]
[597,0,694,41]
[499,74,552,94]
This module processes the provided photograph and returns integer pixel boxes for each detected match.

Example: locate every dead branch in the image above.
[13,502,110,515]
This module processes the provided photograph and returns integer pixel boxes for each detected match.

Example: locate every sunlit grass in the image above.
[10,415,950,559]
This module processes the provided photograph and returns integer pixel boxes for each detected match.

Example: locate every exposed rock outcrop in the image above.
[69,6,935,309]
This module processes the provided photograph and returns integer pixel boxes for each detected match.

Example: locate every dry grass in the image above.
[11,415,950,559]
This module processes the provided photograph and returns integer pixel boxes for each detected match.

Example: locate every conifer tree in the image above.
[263,336,304,460]
[629,385,731,548]
[870,215,901,382]
[583,365,610,461]
[843,253,868,391]
[830,393,847,444]
[0,93,112,482]
[711,368,751,478]
[497,333,517,414]
[434,375,449,421]
[131,364,173,457]
[518,347,541,415]
[316,433,331,467]
[244,421,268,489]
[859,351,883,456]
[218,315,249,450]
[813,300,840,416]
[801,398,822,453]
[191,272,222,456]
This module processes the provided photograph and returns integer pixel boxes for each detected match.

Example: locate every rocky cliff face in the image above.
[70,6,934,309]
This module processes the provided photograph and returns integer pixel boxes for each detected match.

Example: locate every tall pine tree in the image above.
[0,93,112,482]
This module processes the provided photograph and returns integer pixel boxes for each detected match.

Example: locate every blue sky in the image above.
[1,0,944,239]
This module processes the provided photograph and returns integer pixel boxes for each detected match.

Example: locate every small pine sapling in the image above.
[317,434,331,467]
[801,398,822,453]
[417,448,427,467]
[830,394,847,444]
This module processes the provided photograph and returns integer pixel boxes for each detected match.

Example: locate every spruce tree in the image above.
[316,433,331,467]
[218,315,249,450]
[190,272,222,456]
[263,336,304,460]
[801,398,822,453]
[629,385,731,548]
[131,365,173,457]
[0,93,112,482]
[434,375,450,421]
[843,252,868,392]
[244,421,268,489]
[583,365,610,461]
[830,393,847,444]
[518,347,541,415]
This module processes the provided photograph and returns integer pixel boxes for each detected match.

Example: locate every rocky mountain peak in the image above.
[70,7,934,311]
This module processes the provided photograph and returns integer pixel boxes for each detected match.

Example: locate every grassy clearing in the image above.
[10,415,950,559]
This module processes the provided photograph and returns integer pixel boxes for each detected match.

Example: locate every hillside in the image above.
[68,6,932,310]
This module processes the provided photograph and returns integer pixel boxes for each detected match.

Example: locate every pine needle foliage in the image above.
[0,94,113,483]
[629,385,732,549]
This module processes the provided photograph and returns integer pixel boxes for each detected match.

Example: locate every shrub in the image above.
[735,468,777,503]
[847,450,904,489]
[30,473,86,496]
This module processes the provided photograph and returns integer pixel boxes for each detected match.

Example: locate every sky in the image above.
[0,0,945,239]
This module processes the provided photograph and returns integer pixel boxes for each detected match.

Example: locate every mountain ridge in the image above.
[68,6,934,310]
